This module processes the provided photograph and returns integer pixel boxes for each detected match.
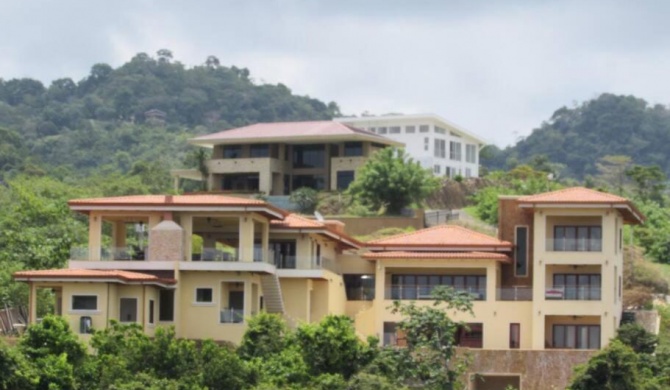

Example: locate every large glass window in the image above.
[249,144,270,158]
[553,325,600,349]
[465,144,477,163]
[293,144,325,168]
[343,274,375,301]
[389,126,401,134]
[456,323,483,348]
[271,240,296,269]
[419,125,430,133]
[405,125,416,133]
[389,274,486,300]
[223,145,243,159]
[449,141,462,161]
[343,142,363,157]
[337,171,355,190]
[434,139,446,158]
[553,226,602,251]
[292,175,325,190]
[159,289,175,322]
[515,226,528,277]
[72,295,97,311]
[552,274,601,300]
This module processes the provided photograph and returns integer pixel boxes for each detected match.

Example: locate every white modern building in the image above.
[335,114,487,178]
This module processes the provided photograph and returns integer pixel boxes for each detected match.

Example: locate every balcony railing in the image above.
[273,256,340,273]
[345,286,375,301]
[70,247,147,261]
[497,287,533,301]
[545,286,601,301]
[385,285,486,300]
[545,239,602,252]
[192,248,274,264]
[220,308,244,324]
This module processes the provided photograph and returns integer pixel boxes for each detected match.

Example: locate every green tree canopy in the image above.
[347,148,440,215]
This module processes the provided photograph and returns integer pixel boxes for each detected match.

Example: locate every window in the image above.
[249,144,270,158]
[159,289,175,322]
[405,125,416,133]
[553,274,601,300]
[456,323,483,348]
[465,144,477,163]
[271,240,297,268]
[553,325,600,349]
[343,142,363,157]
[434,139,446,158]
[378,127,388,134]
[368,127,376,133]
[510,323,520,349]
[383,322,407,346]
[419,125,430,133]
[196,288,214,303]
[449,141,462,161]
[424,137,429,151]
[515,226,528,277]
[446,167,452,178]
[433,165,441,174]
[343,275,375,301]
[389,126,401,134]
[149,299,155,325]
[435,126,446,134]
[72,295,97,311]
[292,174,326,190]
[465,168,472,178]
[223,145,242,159]
[221,282,245,323]
[553,226,602,252]
[336,171,355,190]
[390,274,486,300]
[293,144,325,168]
[119,298,138,322]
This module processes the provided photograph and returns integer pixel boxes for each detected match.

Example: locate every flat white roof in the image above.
[335,113,488,145]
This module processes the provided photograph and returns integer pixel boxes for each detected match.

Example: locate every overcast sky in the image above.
[1,0,669,147]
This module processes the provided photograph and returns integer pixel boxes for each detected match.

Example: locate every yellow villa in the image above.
[14,187,644,390]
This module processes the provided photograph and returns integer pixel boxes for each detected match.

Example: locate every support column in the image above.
[262,220,270,264]
[181,215,193,261]
[112,222,127,249]
[88,213,102,261]
[28,282,37,325]
[148,214,161,230]
[374,261,386,345]
[485,263,496,302]
[238,217,255,262]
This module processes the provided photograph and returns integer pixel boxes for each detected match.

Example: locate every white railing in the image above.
[496,287,533,301]
[220,308,244,324]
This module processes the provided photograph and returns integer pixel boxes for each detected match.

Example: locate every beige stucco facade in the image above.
[15,187,643,390]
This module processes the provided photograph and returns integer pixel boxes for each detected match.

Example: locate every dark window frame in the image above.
[515,226,529,277]
[553,273,602,300]
[72,295,98,311]
[552,324,600,349]
[553,225,602,252]
[195,288,214,303]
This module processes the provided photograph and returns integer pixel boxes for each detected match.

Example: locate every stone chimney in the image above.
[148,220,183,261]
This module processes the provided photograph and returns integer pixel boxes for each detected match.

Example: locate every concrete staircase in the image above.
[260,274,285,314]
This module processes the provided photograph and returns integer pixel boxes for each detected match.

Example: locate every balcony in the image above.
[545,286,601,301]
[70,247,148,261]
[385,285,486,300]
[545,238,602,252]
[220,308,245,324]
[191,248,274,264]
[278,256,338,271]
[496,287,532,301]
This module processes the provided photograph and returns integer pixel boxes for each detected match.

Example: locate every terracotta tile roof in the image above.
[517,187,645,224]
[271,214,324,229]
[362,251,511,262]
[518,187,628,203]
[13,269,176,285]
[189,121,401,145]
[366,225,511,249]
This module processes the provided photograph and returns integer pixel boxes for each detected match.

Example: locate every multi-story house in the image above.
[14,187,643,390]
[174,121,402,194]
[335,113,487,178]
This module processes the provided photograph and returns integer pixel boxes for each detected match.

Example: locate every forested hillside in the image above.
[482,94,670,180]
[0,49,338,182]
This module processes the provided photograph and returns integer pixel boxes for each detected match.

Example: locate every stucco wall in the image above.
[462,349,594,390]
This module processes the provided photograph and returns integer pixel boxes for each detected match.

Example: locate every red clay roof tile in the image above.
[518,187,628,203]
[13,269,176,285]
[366,225,511,248]
[362,251,511,262]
